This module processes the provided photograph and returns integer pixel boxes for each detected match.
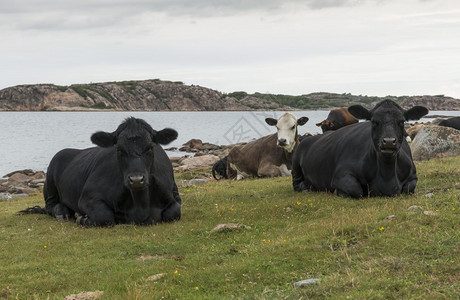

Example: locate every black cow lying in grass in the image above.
[20,117,181,226]
[292,100,428,198]
[439,116,460,130]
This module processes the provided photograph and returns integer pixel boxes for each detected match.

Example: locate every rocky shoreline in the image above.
[0,169,45,200]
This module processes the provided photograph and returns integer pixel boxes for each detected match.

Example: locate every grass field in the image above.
[1,157,458,299]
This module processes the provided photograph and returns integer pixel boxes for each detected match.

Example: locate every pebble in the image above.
[407,205,422,211]
[210,223,251,233]
[423,210,440,216]
[294,278,321,288]
[385,215,396,221]
[0,193,29,200]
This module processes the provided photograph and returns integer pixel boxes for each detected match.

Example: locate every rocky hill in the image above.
[398,95,460,111]
[0,79,290,111]
[0,79,458,111]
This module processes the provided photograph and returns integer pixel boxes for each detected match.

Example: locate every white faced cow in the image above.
[219,112,308,180]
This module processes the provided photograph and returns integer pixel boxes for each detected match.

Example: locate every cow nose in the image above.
[382,138,396,148]
[128,175,145,189]
[278,138,287,146]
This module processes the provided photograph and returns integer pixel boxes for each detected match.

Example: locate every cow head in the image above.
[90,118,177,190]
[265,113,309,153]
[348,100,428,159]
[315,120,334,132]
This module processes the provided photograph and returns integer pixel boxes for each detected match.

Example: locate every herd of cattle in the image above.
[21,100,460,227]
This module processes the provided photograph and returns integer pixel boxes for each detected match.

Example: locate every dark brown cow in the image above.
[316,107,358,133]
[225,113,308,180]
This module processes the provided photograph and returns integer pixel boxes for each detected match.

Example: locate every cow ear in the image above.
[404,106,428,121]
[265,118,278,126]
[348,105,372,120]
[154,128,178,145]
[297,117,309,126]
[91,131,117,147]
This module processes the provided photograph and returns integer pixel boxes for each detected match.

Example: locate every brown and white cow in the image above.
[316,107,358,133]
[218,113,308,180]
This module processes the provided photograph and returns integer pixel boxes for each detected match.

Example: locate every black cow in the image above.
[292,100,428,198]
[20,118,181,226]
[438,116,460,130]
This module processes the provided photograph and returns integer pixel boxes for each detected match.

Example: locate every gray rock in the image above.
[30,178,46,184]
[188,179,206,185]
[408,205,423,211]
[0,193,29,200]
[294,278,321,288]
[425,192,434,198]
[423,210,440,216]
[411,125,460,161]
[210,223,251,233]
[176,154,220,171]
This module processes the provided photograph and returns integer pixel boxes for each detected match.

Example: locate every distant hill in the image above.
[0,79,458,111]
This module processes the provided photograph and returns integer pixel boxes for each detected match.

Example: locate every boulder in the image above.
[176,154,220,171]
[411,125,460,161]
[8,173,31,183]
[179,139,203,152]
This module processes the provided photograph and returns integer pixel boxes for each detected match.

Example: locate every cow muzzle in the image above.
[277,138,287,147]
[128,175,147,190]
[380,137,398,156]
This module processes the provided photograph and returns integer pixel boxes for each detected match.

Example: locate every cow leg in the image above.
[162,201,181,222]
[53,203,71,221]
[402,178,417,194]
[77,198,115,227]
[257,164,282,178]
[159,185,181,222]
[172,182,181,205]
[292,159,308,192]
[43,176,60,216]
[332,174,363,198]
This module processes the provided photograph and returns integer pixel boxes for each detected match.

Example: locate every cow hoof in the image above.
[294,182,309,192]
[56,214,70,221]
[76,215,88,226]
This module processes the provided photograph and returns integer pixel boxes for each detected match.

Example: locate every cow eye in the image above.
[291,125,296,130]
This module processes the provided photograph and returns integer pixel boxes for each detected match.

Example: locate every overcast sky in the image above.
[1,0,460,98]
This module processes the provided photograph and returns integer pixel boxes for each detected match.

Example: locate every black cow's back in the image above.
[45,147,123,214]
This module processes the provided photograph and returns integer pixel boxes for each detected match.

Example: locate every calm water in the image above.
[0,110,458,176]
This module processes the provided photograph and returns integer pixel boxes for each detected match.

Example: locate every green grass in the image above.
[1,157,459,299]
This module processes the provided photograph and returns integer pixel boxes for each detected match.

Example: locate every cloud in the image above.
[0,0,414,32]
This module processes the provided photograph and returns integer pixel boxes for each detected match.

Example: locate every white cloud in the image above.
[1,0,460,98]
